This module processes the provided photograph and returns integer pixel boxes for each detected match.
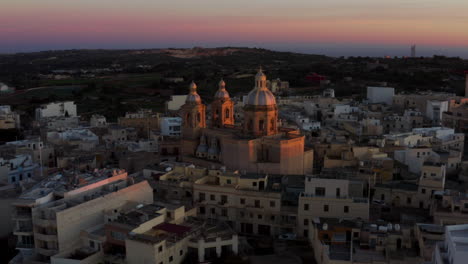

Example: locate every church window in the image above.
[248,120,253,131]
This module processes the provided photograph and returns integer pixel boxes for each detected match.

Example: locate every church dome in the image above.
[214,79,230,99]
[186,81,202,104]
[246,88,276,106]
[246,68,276,106]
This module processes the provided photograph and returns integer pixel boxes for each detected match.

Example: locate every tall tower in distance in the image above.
[411,45,416,57]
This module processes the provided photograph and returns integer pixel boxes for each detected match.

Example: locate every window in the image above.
[169,256,173,262]
[210,208,216,215]
[221,195,227,204]
[167,212,171,218]
[225,109,230,119]
[258,214,262,220]
[222,209,227,217]
[180,250,183,256]
[421,188,426,194]
[270,201,276,207]
[199,206,205,214]
[227,179,232,184]
[270,215,275,221]
[344,206,349,213]
[255,200,260,208]
[324,205,329,212]
[199,193,205,201]
[252,182,257,187]
[259,120,265,131]
[89,240,95,248]
[304,219,309,225]
[303,229,309,237]
[407,197,412,204]
[304,204,309,211]
[381,194,385,200]
[210,194,215,201]
[158,245,163,252]
[336,188,341,197]
[240,198,245,205]
[111,231,125,241]
[315,187,325,196]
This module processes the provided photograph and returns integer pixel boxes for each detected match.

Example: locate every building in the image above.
[90,114,107,127]
[160,117,182,137]
[11,169,129,261]
[367,86,395,105]
[433,224,468,264]
[119,207,238,264]
[35,101,77,120]
[166,95,188,112]
[153,164,299,237]
[374,161,445,210]
[432,190,468,225]
[0,105,20,129]
[426,100,449,125]
[443,102,468,134]
[268,78,289,94]
[298,173,369,237]
[0,154,37,184]
[322,88,335,98]
[29,175,153,262]
[118,110,161,137]
[47,129,99,151]
[180,69,314,176]
[309,217,421,264]
[6,138,55,167]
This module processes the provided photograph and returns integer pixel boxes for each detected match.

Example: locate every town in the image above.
[1,53,468,264]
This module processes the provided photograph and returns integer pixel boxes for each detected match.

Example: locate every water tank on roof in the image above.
[387,223,393,231]
[322,223,328,231]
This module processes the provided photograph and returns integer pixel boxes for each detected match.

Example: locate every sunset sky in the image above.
[1,0,468,57]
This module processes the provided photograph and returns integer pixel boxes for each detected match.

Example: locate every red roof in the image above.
[155,223,191,235]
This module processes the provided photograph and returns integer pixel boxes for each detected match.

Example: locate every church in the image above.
[179,69,313,175]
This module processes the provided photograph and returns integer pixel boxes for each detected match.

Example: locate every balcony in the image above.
[35,232,58,242]
[14,225,34,235]
[36,247,58,257]
[16,243,34,249]
[34,218,57,228]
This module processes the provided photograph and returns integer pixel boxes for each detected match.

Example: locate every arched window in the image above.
[270,118,275,131]
[259,120,265,131]
[225,109,230,119]
[186,113,191,124]
[247,119,253,131]
[197,112,201,123]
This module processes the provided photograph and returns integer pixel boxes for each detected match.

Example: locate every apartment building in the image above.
[35,101,77,120]
[0,105,20,129]
[433,224,468,264]
[29,176,152,262]
[298,173,369,237]
[11,169,130,262]
[193,172,298,237]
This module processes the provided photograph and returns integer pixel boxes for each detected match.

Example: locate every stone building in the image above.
[180,69,313,175]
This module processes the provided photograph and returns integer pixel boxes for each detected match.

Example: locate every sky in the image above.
[1,0,468,57]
